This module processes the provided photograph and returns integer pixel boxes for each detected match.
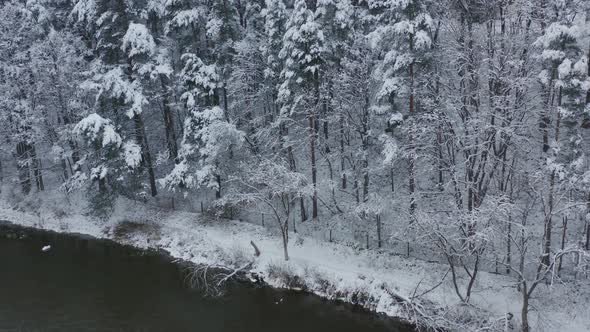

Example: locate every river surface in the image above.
[0,224,412,332]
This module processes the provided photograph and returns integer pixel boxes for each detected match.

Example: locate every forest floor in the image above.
[0,196,588,332]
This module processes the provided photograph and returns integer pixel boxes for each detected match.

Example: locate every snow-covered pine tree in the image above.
[161,106,244,199]
[72,1,160,208]
[369,0,435,221]
[121,22,160,197]
[534,0,588,267]
[262,0,287,113]
[0,2,47,194]
[279,0,325,220]
[206,0,241,121]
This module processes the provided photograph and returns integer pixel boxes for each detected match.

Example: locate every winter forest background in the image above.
[0,0,590,331]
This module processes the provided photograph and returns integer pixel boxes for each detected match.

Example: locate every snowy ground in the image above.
[0,197,588,332]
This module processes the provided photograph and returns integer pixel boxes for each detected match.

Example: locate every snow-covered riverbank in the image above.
[1,198,588,332]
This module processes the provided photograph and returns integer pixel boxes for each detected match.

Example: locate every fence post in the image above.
[329,229,332,242]
[366,233,369,249]
[495,255,499,274]
[262,213,265,227]
[200,201,204,213]
[558,215,568,273]
[377,215,382,248]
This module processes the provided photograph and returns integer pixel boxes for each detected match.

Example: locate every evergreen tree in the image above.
[279,0,325,219]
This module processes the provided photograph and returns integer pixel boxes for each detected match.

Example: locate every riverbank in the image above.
[1,198,588,331]
[0,221,410,332]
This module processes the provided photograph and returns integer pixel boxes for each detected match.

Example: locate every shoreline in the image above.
[1,198,588,332]
[0,205,424,330]
[0,219,414,330]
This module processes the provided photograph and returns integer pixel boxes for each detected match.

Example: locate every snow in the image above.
[191,107,245,160]
[180,53,220,99]
[573,56,588,75]
[389,112,403,124]
[377,77,402,98]
[206,17,223,39]
[413,30,431,50]
[90,165,108,180]
[160,160,193,192]
[90,66,148,118]
[122,23,156,58]
[70,0,97,24]
[123,141,142,168]
[534,23,579,49]
[393,53,412,71]
[538,69,551,85]
[74,113,122,148]
[393,20,413,35]
[162,106,244,191]
[380,134,399,165]
[558,58,572,79]
[278,0,325,96]
[541,50,565,61]
[166,9,204,32]
[102,125,122,147]
[1,197,588,332]
[41,245,51,252]
[1,0,589,331]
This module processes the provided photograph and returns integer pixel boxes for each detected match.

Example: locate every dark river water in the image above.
[0,224,412,332]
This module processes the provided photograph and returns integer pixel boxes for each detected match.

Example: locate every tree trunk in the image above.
[283,123,307,222]
[542,171,555,267]
[376,215,382,248]
[134,113,158,197]
[506,215,512,274]
[586,37,590,249]
[521,283,530,332]
[586,38,590,249]
[436,125,444,190]
[52,59,80,177]
[30,145,44,192]
[362,165,369,203]
[98,176,107,193]
[542,87,561,266]
[160,75,179,161]
[281,220,289,261]
[408,58,416,222]
[558,216,567,273]
[354,177,359,203]
[16,142,32,195]
[541,66,556,153]
[310,111,318,219]
[126,57,157,197]
[282,232,290,261]
[586,192,590,250]
[216,174,221,199]
[222,86,230,122]
[340,111,346,189]
[60,158,69,181]
[391,167,395,193]
[586,33,589,105]
[310,78,319,220]
[69,140,80,167]
[362,96,370,203]
[409,151,416,220]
